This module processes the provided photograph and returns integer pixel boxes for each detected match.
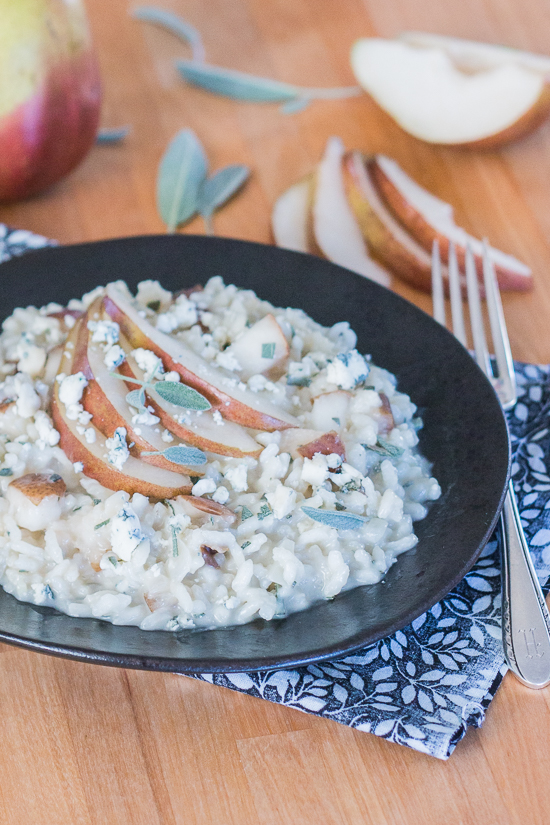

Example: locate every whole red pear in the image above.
[0,0,102,202]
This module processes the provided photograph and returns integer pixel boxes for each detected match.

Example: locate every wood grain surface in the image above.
[1,0,550,822]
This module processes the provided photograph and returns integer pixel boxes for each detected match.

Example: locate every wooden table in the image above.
[1,0,550,822]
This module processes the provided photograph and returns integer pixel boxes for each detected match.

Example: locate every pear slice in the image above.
[272,176,313,253]
[103,284,298,432]
[222,314,290,381]
[400,32,550,76]
[351,38,550,148]
[51,321,192,499]
[279,428,346,460]
[311,390,352,431]
[342,150,449,292]
[310,137,392,287]
[72,301,204,475]
[369,154,532,291]
[119,347,262,459]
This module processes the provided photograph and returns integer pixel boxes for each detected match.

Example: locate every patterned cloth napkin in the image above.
[2,225,550,760]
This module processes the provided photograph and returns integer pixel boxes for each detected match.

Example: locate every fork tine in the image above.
[482,240,517,410]
[431,240,445,325]
[465,243,492,378]
[448,241,467,348]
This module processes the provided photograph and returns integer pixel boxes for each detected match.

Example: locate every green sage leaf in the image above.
[241,505,253,521]
[176,60,299,102]
[197,165,250,218]
[96,126,130,144]
[144,445,207,466]
[94,519,111,530]
[0,467,13,476]
[157,129,208,233]
[301,506,368,530]
[132,6,205,62]
[258,503,272,520]
[154,380,211,410]
[261,342,276,359]
[363,438,404,459]
[126,388,146,411]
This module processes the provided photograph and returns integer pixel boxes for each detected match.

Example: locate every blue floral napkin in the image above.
[3,225,550,760]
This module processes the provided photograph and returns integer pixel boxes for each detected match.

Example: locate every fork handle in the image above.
[501,480,550,688]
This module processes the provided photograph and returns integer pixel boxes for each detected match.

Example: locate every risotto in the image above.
[0,276,441,630]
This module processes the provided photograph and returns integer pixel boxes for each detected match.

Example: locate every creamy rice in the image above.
[0,276,441,630]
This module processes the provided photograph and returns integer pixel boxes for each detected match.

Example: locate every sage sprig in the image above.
[176,59,362,112]
[132,6,205,62]
[301,506,368,531]
[143,445,207,466]
[364,439,405,459]
[112,371,211,411]
[157,129,251,234]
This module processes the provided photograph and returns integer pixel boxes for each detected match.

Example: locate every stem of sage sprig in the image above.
[96,126,131,144]
[132,6,206,63]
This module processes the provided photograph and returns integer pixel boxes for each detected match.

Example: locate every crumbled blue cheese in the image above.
[212,486,230,504]
[84,428,96,444]
[161,429,174,443]
[286,355,318,387]
[212,410,224,426]
[14,376,41,419]
[192,477,216,496]
[326,350,369,390]
[34,410,60,447]
[265,482,296,519]
[59,372,88,406]
[300,453,331,487]
[328,321,357,352]
[224,464,248,492]
[136,280,172,311]
[133,348,164,379]
[73,462,84,473]
[17,343,46,377]
[87,319,120,347]
[110,502,146,561]
[215,349,242,372]
[104,344,125,370]
[156,296,198,333]
[163,371,180,383]
[105,427,130,470]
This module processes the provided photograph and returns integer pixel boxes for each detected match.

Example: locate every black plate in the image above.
[0,235,510,672]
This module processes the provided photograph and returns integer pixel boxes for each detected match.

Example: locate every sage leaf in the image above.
[132,6,205,62]
[96,126,130,144]
[157,129,208,233]
[154,380,211,410]
[261,342,276,359]
[176,60,362,109]
[176,60,299,102]
[144,445,207,466]
[364,439,404,459]
[301,506,368,530]
[126,388,146,411]
[197,164,250,224]
[241,505,253,521]
[0,467,13,476]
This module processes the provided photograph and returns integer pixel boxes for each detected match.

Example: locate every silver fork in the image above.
[432,240,550,689]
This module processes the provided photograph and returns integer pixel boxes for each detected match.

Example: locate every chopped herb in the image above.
[334,501,346,511]
[258,503,272,520]
[286,375,311,387]
[94,519,111,530]
[301,506,368,530]
[72,506,83,512]
[164,499,176,515]
[93,498,101,505]
[261,342,276,359]
[147,300,161,312]
[0,468,13,476]
[241,541,251,550]
[171,525,179,557]
[340,479,362,494]
[363,438,404,458]
[108,556,118,567]
[241,505,253,521]
[44,585,54,599]
[332,417,340,426]
[190,476,201,485]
